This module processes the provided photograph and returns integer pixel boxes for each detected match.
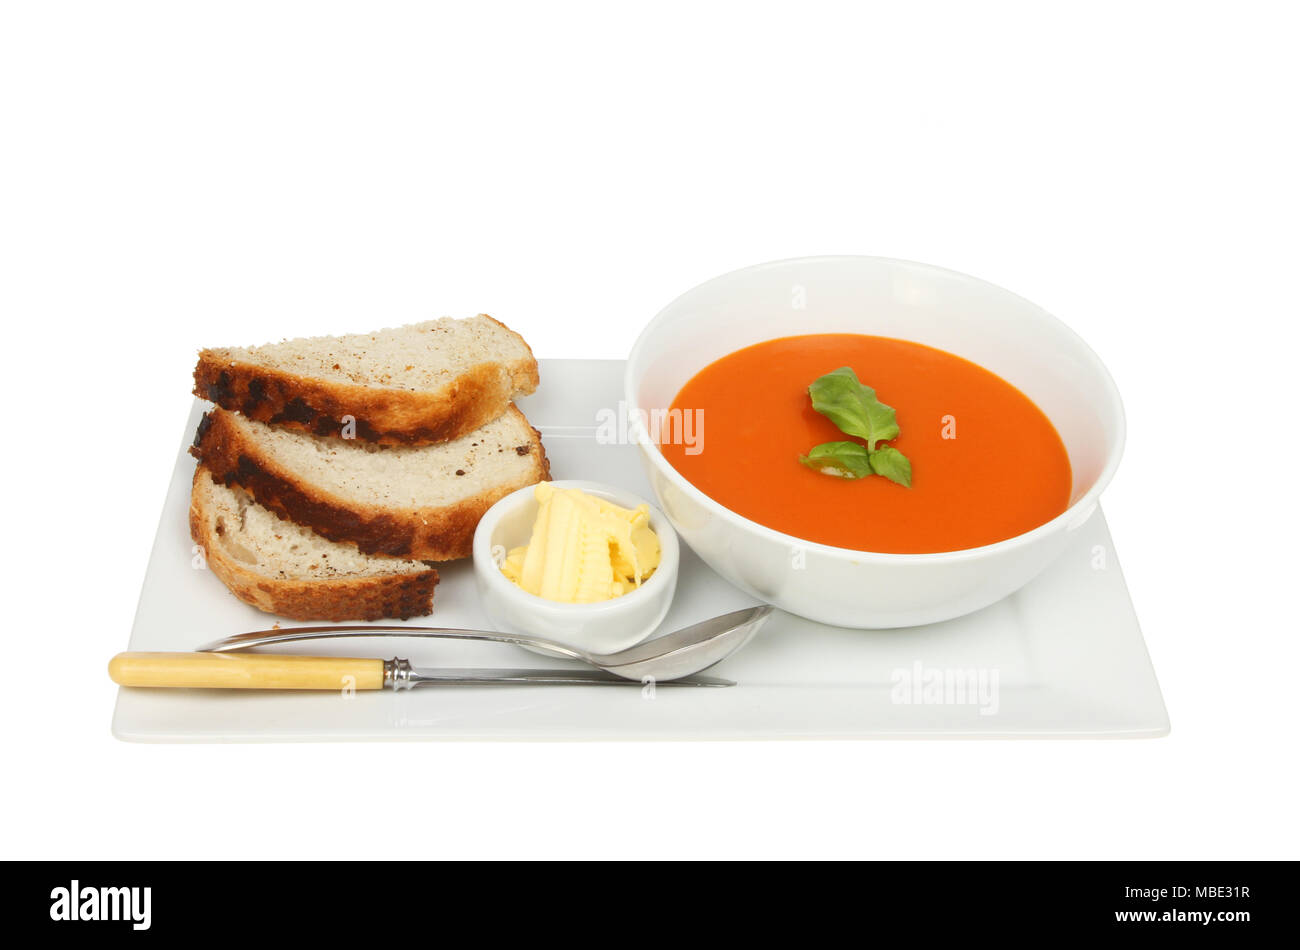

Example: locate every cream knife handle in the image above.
[108,652,387,690]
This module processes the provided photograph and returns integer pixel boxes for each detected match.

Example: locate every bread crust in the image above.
[189,468,439,621]
[191,407,551,561]
[193,315,540,446]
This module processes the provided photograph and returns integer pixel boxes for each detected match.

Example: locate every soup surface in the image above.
[661,334,1071,554]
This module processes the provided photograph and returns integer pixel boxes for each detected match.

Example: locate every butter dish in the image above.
[471,480,681,656]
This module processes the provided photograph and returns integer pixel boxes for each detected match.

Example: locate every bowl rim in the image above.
[471,478,680,611]
[624,254,1127,564]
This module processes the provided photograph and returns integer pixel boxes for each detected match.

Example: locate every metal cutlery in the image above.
[108,605,773,690]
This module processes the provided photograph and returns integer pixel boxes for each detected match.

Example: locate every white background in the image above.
[2,1,1296,859]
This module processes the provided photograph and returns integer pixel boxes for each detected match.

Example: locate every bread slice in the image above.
[194,314,539,446]
[192,405,550,560]
[189,467,438,621]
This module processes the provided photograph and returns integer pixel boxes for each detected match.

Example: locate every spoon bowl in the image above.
[588,605,772,680]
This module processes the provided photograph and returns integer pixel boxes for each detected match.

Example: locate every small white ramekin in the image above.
[471,480,680,655]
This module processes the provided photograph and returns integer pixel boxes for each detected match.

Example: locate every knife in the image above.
[107,652,734,689]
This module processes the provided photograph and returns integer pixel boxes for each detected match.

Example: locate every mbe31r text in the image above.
[1125,886,1250,902]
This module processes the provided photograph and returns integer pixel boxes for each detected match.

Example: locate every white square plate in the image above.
[113,360,1168,741]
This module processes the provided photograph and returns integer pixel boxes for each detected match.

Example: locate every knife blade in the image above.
[405,667,734,687]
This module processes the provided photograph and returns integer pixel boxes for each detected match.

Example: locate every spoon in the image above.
[196,605,774,682]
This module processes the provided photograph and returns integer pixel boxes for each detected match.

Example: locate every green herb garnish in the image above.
[799,441,875,479]
[864,444,912,488]
[800,367,912,487]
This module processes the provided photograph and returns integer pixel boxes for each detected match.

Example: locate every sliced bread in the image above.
[192,405,550,560]
[194,314,540,445]
[189,467,438,621]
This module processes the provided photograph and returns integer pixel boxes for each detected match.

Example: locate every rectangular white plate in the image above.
[113,359,1169,741]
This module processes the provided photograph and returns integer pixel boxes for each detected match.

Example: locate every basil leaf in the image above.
[801,368,913,488]
[868,445,912,488]
[808,366,900,451]
[799,441,875,479]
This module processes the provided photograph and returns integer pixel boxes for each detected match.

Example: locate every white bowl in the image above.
[625,255,1125,629]
[471,480,681,655]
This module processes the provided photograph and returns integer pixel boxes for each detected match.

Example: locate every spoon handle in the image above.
[195,625,588,662]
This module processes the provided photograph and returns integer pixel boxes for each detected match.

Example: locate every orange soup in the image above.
[661,334,1072,554]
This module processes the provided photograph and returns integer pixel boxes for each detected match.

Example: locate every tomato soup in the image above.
[661,334,1072,554]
